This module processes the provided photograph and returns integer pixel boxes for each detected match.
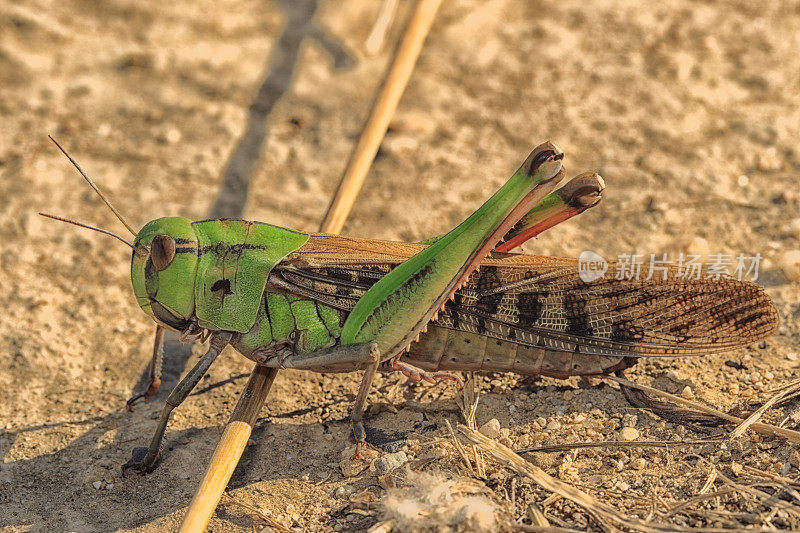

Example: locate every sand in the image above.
[1,0,799,531]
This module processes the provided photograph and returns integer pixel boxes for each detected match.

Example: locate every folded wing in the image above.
[271,235,778,358]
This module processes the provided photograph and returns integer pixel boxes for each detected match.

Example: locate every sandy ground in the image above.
[2,0,800,531]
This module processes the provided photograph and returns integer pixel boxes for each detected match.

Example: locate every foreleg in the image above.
[126,325,165,410]
[122,331,232,475]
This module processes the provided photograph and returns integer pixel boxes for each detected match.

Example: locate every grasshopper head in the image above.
[131,217,199,331]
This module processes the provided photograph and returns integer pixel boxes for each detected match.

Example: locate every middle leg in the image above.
[276,342,380,455]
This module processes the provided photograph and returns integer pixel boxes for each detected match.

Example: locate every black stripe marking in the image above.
[197,242,270,255]
[564,294,593,336]
[516,291,545,327]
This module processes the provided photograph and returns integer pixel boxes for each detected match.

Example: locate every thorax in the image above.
[231,290,346,363]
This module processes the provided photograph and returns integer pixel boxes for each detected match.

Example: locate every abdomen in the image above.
[404,325,633,378]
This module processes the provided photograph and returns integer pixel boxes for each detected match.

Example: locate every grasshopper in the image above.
[41,137,778,475]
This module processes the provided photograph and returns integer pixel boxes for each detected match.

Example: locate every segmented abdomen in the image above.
[405,325,632,378]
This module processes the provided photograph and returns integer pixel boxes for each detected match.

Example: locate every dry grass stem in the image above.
[319,0,442,234]
[515,439,716,454]
[541,494,562,508]
[527,501,551,527]
[768,378,800,394]
[457,424,724,533]
[364,0,399,55]
[367,518,396,533]
[219,494,292,533]
[455,373,485,477]
[743,464,800,488]
[715,471,800,519]
[606,375,800,443]
[698,468,718,495]
[444,418,473,474]
[513,525,587,532]
[729,379,800,439]
[663,488,735,518]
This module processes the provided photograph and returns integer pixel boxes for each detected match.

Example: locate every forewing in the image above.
[273,235,777,357]
[435,259,777,356]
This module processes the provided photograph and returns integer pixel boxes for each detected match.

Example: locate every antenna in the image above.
[39,212,135,249]
[48,135,137,236]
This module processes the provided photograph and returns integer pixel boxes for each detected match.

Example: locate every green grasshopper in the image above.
[41,137,778,475]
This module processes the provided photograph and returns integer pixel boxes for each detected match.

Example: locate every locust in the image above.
[41,137,778,475]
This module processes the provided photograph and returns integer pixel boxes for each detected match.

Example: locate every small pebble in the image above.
[536,417,547,428]
[371,451,408,475]
[622,414,638,428]
[780,250,800,281]
[619,427,640,441]
[617,481,630,491]
[382,135,418,155]
[285,503,300,523]
[787,352,797,362]
[686,237,710,256]
[756,146,782,171]
[479,418,501,439]
[389,112,437,136]
[681,386,695,400]
[92,481,103,490]
[333,485,354,499]
[164,128,182,144]
[545,420,562,432]
[633,458,646,470]
[790,219,800,240]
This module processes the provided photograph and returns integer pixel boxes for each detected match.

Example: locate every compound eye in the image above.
[151,234,176,271]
